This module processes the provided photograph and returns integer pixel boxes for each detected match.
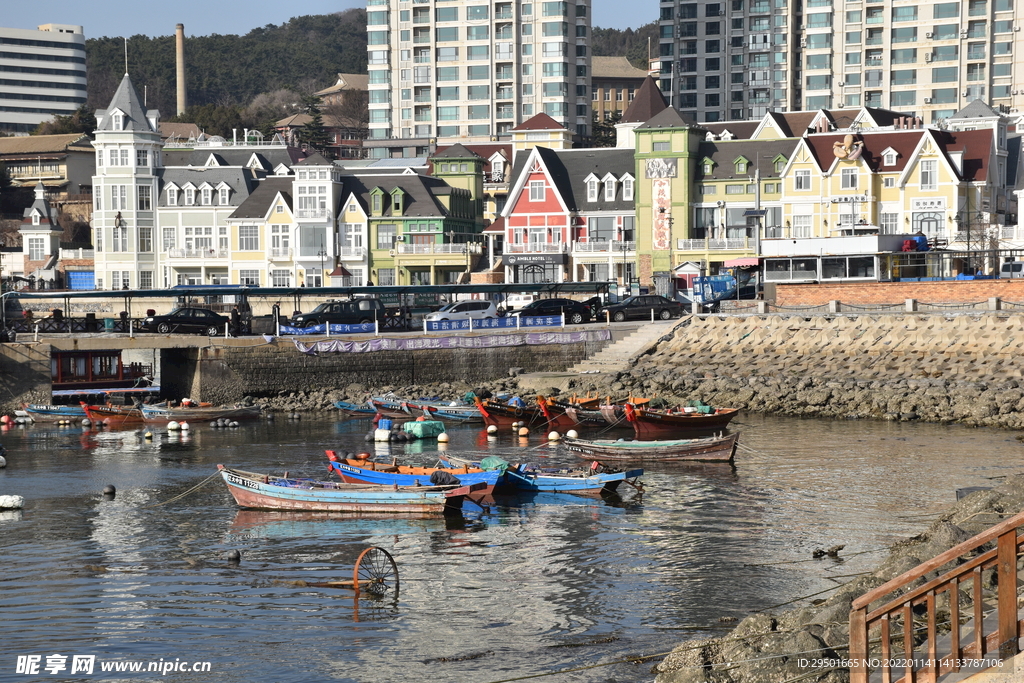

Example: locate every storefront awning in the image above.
[724,257,761,267]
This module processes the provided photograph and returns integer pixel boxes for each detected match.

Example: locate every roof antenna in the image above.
[124,37,128,75]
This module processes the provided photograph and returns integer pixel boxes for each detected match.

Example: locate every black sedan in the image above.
[598,295,687,322]
[138,307,231,335]
[511,298,593,324]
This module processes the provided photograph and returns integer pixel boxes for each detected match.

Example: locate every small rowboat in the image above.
[217,465,489,515]
[368,396,413,418]
[334,400,377,417]
[325,450,505,487]
[81,402,146,426]
[626,404,739,439]
[20,403,87,423]
[473,396,576,431]
[562,432,739,463]
[140,405,261,424]
[441,455,643,496]
[403,400,483,424]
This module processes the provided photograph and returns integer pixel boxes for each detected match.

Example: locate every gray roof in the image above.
[227,177,294,220]
[431,143,480,160]
[343,174,466,219]
[95,74,159,133]
[696,139,801,181]
[636,107,694,130]
[509,147,636,212]
[162,147,307,170]
[157,168,257,208]
[951,99,1001,120]
[23,182,56,225]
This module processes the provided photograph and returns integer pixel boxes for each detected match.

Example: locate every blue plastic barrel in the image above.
[379,418,393,430]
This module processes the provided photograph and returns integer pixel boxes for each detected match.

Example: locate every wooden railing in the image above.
[849,510,1024,683]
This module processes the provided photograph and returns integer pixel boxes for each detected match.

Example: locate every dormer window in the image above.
[775,158,787,173]
[32,212,40,226]
[883,152,897,166]
[201,188,212,206]
[736,160,748,174]
[167,187,178,206]
[604,178,616,201]
[112,112,123,130]
[185,188,195,206]
[622,176,634,202]
[586,178,598,202]
[372,193,382,215]
[391,190,404,215]
[703,162,713,174]
[219,187,229,205]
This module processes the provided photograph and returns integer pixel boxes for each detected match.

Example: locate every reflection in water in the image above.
[0,413,1017,681]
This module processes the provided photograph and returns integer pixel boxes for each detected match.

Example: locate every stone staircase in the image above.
[568,319,683,375]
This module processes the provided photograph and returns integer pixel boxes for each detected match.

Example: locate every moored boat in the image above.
[473,396,576,431]
[80,402,146,426]
[369,396,413,418]
[217,465,489,514]
[403,400,483,424]
[562,432,739,463]
[140,404,261,424]
[441,455,643,496]
[21,403,87,423]
[325,450,505,487]
[626,404,739,439]
[334,400,377,417]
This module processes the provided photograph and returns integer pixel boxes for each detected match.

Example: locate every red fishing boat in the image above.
[625,403,739,439]
[473,396,576,431]
[81,402,146,426]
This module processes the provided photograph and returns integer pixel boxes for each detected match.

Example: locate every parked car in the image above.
[291,298,386,328]
[424,300,499,322]
[598,295,687,322]
[510,298,592,324]
[139,307,231,335]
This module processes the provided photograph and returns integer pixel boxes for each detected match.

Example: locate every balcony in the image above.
[168,248,228,259]
[270,247,293,259]
[676,238,753,251]
[395,243,482,254]
[967,51,986,60]
[573,240,636,253]
[505,243,569,253]
[495,11,513,19]
[295,209,331,220]
[338,246,366,259]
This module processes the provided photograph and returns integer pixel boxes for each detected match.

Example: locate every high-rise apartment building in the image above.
[657,0,1023,123]
[0,24,87,134]
[365,0,592,158]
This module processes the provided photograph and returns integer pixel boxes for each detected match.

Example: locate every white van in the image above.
[424,300,499,321]
[999,261,1024,278]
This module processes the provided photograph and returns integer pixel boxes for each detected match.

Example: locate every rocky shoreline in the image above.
[652,476,1024,683]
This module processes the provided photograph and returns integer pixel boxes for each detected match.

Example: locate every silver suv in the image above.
[424,300,499,322]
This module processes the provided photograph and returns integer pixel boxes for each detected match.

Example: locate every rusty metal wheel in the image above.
[353,546,399,597]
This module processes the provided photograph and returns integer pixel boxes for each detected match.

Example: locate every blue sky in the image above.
[6,0,654,38]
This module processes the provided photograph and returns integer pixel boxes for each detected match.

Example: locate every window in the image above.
[604,178,616,201]
[136,150,148,167]
[377,224,397,250]
[436,27,458,41]
[219,187,229,205]
[884,177,896,188]
[467,5,489,19]
[139,227,152,253]
[468,105,489,119]
[239,226,259,251]
[884,152,897,166]
[841,167,857,189]
[137,185,151,211]
[622,177,634,201]
[794,170,811,190]
[239,270,260,286]
[920,160,938,190]
[468,45,489,60]
[932,66,958,82]
[586,178,598,201]
[880,213,899,233]
[892,6,917,21]
[112,221,128,252]
[792,215,812,238]
[27,237,44,261]
[529,180,545,202]
[201,187,212,205]
[542,21,568,36]
[271,269,292,287]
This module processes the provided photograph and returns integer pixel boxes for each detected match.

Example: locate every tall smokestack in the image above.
[175,23,187,115]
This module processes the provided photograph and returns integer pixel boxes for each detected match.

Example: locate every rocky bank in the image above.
[652,476,1024,683]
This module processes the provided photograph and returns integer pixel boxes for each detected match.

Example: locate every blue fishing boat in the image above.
[20,403,87,422]
[217,465,488,514]
[333,400,377,417]
[325,451,505,487]
[440,455,643,496]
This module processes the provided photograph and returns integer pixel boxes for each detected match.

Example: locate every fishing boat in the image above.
[626,403,739,439]
[562,432,739,463]
[473,396,576,431]
[217,465,490,514]
[325,450,505,487]
[441,455,643,496]
[81,402,146,426]
[334,400,377,417]
[140,404,261,424]
[403,399,483,424]
[20,403,87,423]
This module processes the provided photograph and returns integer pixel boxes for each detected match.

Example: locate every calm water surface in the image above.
[0,413,1020,682]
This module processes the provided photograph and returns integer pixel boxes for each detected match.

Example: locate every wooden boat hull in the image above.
[505,466,644,494]
[369,397,412,418]
[562,432,739,462]
[474,398,576,430]
[217,465,485,514]
[405,401,483,424]
[334,400,378,417]
[325,453,504,487]
[140,405,261,423]
[629,407,739,439]
[21,403,87,422]
[81,403,145,426]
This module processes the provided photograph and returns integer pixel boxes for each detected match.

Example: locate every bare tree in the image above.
[323,89,368,129]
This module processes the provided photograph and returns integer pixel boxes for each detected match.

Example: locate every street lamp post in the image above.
[317,237,327,287]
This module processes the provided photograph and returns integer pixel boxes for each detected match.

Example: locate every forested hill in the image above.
[85,11,368,114]
[85,10,655,117]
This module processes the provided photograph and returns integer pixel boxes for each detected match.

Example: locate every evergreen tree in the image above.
[591,111,622,148]
[298,95,330,153]
[32,104,98,137]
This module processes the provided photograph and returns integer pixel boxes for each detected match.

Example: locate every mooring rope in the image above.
[138,471,222,509]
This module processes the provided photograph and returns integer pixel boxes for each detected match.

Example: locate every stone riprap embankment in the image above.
[653,475,1024,683]
[569,314,1024,429]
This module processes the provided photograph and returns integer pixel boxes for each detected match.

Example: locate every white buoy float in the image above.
[0,494,24,510]
[81,418,91,427]
[518,427,530,437]
[180,421,190,431]
[547,431,561,441]
[566,429,579,439]
[0,454,6,468]
[437,432,449,443]
[144,431,153,440]
[486,424,498,434]
[167,421,181,431]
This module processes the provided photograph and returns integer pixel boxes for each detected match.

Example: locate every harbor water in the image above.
[1,413,1020,682]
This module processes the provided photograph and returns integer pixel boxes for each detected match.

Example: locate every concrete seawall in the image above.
[581,314,1024,429]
